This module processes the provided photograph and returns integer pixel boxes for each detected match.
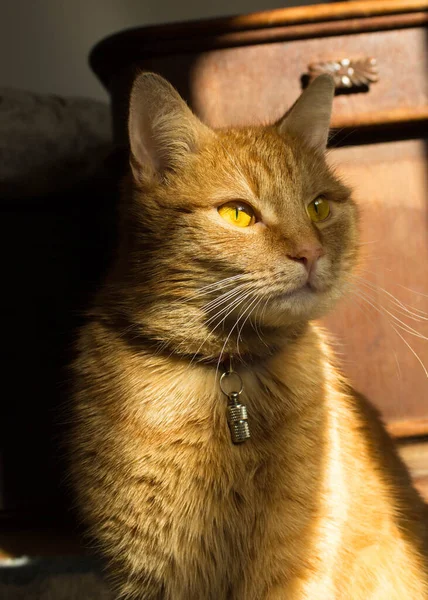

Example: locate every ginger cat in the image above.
[70,73,428,599]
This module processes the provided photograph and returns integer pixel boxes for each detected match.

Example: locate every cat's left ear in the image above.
[128,72,213,183]
[277,75,335,152]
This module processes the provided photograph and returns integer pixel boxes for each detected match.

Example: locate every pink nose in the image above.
[287,245,325,274]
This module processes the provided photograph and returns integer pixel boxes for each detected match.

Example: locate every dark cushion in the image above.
[0,88,112,199]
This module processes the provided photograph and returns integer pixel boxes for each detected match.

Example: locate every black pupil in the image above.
[235,205,248,220]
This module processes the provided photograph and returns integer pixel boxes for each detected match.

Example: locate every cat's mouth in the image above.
[276,266,332,301]
[279,282,317,299]
[272,280,335,311]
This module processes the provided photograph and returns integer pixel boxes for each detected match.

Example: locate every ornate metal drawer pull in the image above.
[307,58,379,91]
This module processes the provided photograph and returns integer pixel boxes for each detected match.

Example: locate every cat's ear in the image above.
[128,72,212,182]
[277,75,335,152]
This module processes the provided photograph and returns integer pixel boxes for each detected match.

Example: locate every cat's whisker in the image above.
[124,284,252,365]
[184,275,244,302]
[348,290,378,325]
[183,274,248,302]
[202,282,250,314]
[395,283,428,300]
[392,345,402,382]
[326,127,346,145]
[249,296,266,337]
[354,287,428,342]
[348,290,402,379]
[327,126,360,149]
[188,289,254,366]
[252,295,270,348]
[357,268,428,317]
[356,286,428,325]
[203,288,253,328]
[352,288,428,378]
[238,299,264,364]
[355,275,428,321]
[390,323,428,379]
[390,319,428,343]
[236,295,263,352]
[200,276,277,315]
[261,293,272,322]
[357,286,428,340]
[196,273,247,292]
[215,293,259,375]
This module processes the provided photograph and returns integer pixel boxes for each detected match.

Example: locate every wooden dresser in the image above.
[89,0,428,498]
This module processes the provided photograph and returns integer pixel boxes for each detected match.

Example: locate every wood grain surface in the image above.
[106,24,428,146]
[178,27,428,129]
[90,1,428,91]
[324,138,428,429]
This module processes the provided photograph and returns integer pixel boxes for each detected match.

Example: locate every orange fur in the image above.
[70,73,428,599]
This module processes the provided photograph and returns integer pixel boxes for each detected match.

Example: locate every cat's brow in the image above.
[220,141,257,199]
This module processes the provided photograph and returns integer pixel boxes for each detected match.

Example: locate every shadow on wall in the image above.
[0,0,332,100]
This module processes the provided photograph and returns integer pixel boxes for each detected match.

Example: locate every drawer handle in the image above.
[307,58,379,91]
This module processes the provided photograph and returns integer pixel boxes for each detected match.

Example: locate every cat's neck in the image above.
[93,301,308,368]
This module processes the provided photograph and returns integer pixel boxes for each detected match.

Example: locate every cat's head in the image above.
[109,72,358,359]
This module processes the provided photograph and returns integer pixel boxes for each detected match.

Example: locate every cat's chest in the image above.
[136,360,298,449]
[112,353,328,597]
[134,359,320,492]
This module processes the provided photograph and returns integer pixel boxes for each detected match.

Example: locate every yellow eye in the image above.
[218,202,256,228]
[307,197,331,223]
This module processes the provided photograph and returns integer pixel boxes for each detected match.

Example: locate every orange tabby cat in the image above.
[70,73,428,599]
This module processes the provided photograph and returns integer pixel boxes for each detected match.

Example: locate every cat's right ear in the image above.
[277,74,335,152]
[128,72,213,184]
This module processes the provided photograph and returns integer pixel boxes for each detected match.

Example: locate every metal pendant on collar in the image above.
[220,358,250,444]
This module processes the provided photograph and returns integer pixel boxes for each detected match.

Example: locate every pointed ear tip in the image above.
[311,74,336,92]
[134,70,164,81]
[131,71,171,95]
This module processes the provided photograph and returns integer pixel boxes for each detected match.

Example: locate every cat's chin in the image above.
[263,283,340,326]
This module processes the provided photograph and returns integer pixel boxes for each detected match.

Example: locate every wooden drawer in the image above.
[91,0,428,144]
[148,26,428,130]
